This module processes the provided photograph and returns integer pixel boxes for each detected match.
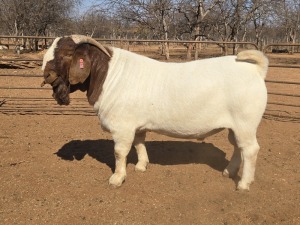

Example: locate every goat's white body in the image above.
[91,47,268,190]
[94,48,267,139]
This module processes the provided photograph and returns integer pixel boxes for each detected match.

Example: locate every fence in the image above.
[0,37,299,121]
[264,43,300,54]
[0,35,259,59]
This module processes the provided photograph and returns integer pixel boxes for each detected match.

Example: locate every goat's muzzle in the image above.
[51,77,70,105]
[41,71,59,87]
[41,71,70,105]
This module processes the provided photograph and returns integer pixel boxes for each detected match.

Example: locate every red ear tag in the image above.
[79,58,84,69]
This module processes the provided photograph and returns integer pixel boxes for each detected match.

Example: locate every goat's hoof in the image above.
[109,174,125,187]
[135,161,148,172]
[222,167,239,178]
[222,169,230,178]
[237,181,250,191]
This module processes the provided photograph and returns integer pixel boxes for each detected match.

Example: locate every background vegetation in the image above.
[0,0,299,49]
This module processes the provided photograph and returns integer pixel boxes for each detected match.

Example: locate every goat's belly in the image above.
[141,113,230,139]
[149,127,225,139]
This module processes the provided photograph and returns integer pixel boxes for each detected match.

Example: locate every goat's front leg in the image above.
[109,132,134,187]
[133,132,149,172]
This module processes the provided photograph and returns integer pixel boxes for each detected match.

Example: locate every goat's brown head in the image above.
[41,35,111,105]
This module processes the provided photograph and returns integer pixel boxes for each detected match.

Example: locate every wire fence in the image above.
[0,38,299,122]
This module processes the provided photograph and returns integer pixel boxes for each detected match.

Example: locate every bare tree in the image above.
[2,0,300,55]
[176,0,221,59]
[0,0,80,36]
[97,0,174,59]
[73,10,113,38]
[273,0,300,52]
[251,0,273,50]
[0,0,81,51]
[0,0,25,36]
[211,0,266,54]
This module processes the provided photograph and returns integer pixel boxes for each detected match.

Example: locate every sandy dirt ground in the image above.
[0,47,299,225]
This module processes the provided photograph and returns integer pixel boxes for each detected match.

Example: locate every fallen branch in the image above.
[0,99,6,107]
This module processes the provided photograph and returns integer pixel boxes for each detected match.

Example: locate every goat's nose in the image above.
[41,80,46,87]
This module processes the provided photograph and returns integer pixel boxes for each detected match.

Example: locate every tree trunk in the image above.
[162,12,170,60]
[194,25,200,60]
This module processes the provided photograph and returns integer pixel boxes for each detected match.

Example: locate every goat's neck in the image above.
[86,47,111,105]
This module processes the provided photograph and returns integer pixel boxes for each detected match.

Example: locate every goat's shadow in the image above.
[55,139,229,172]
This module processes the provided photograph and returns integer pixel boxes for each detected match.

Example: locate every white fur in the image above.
[41,37,61,70]
[92,48,268,190]
[0,45,8,50]
[236,50,268,79]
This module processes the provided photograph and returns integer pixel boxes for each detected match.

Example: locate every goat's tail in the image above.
[236,50,269,79]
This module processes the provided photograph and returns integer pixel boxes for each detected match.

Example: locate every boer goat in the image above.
[41,35,268,190]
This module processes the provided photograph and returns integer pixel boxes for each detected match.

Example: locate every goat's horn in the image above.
[71,35,111,58]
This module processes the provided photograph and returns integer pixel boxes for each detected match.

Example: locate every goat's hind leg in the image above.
[223,129,241,178]
[235,130,260,191]
[133,132,149,172]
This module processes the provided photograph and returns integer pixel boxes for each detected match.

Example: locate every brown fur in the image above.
[43,37,112,105]
[86,45,112,104]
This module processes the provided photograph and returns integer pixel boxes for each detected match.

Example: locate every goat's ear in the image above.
[69,44,91,84]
